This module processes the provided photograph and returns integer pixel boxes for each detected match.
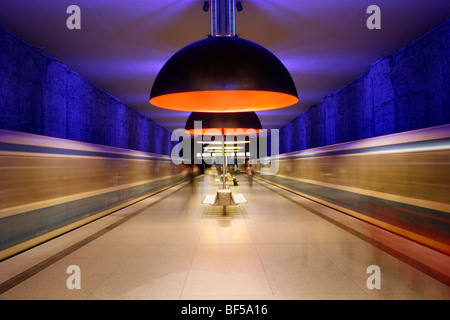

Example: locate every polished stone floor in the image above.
[1,176,449,300]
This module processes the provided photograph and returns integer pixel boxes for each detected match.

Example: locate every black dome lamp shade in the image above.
[184,111,262,135]
[149,0,298,113]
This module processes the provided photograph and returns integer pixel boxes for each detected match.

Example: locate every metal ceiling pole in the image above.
[222,128,226,190]
[211,0,236,37]
[211,0,236,188]
[222,128,227,215]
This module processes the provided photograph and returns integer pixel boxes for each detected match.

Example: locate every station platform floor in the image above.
[0,175,449,300]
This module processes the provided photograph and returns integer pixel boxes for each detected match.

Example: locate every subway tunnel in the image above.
[0,0,449,304]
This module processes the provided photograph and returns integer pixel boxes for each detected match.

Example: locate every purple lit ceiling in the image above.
[0,0,447,131]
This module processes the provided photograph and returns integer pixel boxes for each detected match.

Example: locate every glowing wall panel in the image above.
[280,19,449,153]
[0,26,171,155]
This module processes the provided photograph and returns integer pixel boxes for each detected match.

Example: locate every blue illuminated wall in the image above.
[0,26,171,155]
[280,19,450,154]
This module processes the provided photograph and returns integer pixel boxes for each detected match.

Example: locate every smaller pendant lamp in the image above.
[184,111,262,135]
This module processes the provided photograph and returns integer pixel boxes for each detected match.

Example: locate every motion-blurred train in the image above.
[254,124,450,256]
[1,124,449,261]
[0,130,183,260]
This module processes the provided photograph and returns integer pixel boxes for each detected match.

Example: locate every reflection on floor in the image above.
[0,176,449,300]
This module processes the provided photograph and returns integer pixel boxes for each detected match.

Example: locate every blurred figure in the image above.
[181,164,198,209]
[245,164,255,188]
[181,164,190,181]
[229,164,239,186]
[191,164,200,194]
[204,165,213,185]
[193,164,200,176]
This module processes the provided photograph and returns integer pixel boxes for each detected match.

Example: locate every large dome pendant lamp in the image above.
[149,0,298,113]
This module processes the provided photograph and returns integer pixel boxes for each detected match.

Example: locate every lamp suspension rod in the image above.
[211,0,236,37]
[222,128,226,190]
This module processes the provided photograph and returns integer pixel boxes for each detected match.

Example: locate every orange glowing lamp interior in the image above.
[150,90,298,112]
[185,128,262,135]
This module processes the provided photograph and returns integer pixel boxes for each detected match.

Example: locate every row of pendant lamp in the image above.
[149,4,297,135]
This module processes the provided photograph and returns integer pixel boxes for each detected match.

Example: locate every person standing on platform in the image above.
[245,164,255,188]
[191,164,200,193]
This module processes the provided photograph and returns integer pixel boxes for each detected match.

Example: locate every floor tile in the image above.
[2,176,449,300]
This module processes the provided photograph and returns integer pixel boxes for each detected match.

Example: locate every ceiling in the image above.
[0,0,448,131]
